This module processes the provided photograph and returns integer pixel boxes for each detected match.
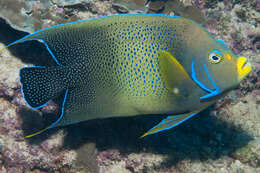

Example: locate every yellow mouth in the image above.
[237,57,252,81]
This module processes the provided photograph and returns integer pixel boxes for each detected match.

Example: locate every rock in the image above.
[0,0,116,33]
[112,0,206,23]
[112,0,148,13]
[52,0,88,6]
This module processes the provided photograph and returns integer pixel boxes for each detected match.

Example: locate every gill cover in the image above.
[158,50,197,94]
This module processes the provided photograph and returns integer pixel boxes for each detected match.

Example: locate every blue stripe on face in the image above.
[217,40,227,47]
[191,61,221,100]
[191,61,213,93]
[200,64,220,99]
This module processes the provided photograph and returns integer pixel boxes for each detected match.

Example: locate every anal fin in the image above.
[25,89,69,138]
[140,111,199,138]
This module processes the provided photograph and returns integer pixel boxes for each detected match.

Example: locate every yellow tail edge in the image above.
[139,132,149,138]
[0,39,26,54]
[25,127,49,138]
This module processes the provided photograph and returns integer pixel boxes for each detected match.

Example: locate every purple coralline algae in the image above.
[112,0,148,13]
[0,0,259,173]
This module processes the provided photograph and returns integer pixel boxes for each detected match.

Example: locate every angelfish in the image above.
[1,14,251,138]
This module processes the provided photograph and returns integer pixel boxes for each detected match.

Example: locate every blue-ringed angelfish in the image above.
[0,14,252,138]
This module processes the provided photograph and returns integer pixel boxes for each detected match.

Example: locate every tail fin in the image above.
[19,66,67,109]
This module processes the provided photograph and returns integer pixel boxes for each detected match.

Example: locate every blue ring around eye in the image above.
[209,50,223,64]
[209,50,223,57]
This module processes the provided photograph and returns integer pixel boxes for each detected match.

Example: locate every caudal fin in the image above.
[19,66,67,109]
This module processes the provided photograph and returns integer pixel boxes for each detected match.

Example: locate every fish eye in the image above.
[209,51,222,64]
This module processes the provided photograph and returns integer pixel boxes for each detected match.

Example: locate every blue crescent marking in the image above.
[191,61,221,100]
[217,40,227,47]
[210,50,223,56]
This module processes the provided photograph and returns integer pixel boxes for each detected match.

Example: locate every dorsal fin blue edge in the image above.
[217,39,227,47]
[5,13,180,50]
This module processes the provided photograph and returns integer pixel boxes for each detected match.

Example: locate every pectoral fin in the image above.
[158,50,195,90]
[140,111,199,138]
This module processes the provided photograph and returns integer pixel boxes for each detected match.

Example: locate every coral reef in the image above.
[201,0,260,55]
[113,0,205,23]
[0,0,259,173]
[0,0,116,33]
[52,0,88,6]
[112,0,148,13]
[0,42,77,172]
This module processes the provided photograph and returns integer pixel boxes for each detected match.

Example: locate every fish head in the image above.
[190,39,252,99]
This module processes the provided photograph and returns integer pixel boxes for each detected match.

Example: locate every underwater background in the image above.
[0,0,259,173]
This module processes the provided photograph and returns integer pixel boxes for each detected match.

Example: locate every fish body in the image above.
[3,14,251,137]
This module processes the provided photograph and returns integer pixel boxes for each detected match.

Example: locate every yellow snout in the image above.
[237,57,252,81]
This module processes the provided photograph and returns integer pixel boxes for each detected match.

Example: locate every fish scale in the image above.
[114,24,174,97]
